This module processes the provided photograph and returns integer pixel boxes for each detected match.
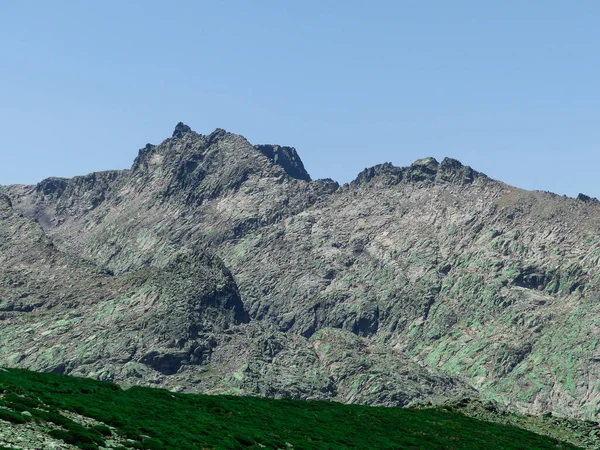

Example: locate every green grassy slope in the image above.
[0,368,579,450]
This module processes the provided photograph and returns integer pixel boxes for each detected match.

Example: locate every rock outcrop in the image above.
[254,144,311,181]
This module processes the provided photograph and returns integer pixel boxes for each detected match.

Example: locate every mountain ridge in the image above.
[3,123,595,204]
[3,123,600,426]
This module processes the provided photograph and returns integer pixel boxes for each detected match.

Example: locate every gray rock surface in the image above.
[3,123,600,420]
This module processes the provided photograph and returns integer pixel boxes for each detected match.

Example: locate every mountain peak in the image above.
[411,157,439,169]
[351,157,485,187]
[172,122,192,138]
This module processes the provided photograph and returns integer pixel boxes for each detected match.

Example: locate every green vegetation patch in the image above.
[0,368,580,449]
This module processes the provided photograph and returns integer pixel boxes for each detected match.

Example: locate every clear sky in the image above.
[1,1,599,197]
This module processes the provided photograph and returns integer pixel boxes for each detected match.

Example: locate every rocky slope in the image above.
[2,123,600,422]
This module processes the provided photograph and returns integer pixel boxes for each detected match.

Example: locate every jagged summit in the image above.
[577,193,599,203]
[412,156,439,169]
[171,123,227,141]
[133,124,313,184]
[28,123,495,195]
[351,156,485,187]
[172,122,192,138]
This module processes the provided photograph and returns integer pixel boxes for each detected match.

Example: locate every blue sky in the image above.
[1,1,599,197]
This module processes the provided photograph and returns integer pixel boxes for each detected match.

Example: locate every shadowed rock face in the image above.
[4,122,600,420]
[0,189,248,380]
[254,144,311,181]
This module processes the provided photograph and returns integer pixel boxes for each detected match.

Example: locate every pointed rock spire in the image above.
[172,122,192,138]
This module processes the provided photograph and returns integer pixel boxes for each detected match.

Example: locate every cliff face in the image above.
[3,123,600,419]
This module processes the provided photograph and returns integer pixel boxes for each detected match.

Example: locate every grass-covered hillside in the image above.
[0,368,580,450]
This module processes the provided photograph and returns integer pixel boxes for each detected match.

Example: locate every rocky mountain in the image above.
[2,123,600,423]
